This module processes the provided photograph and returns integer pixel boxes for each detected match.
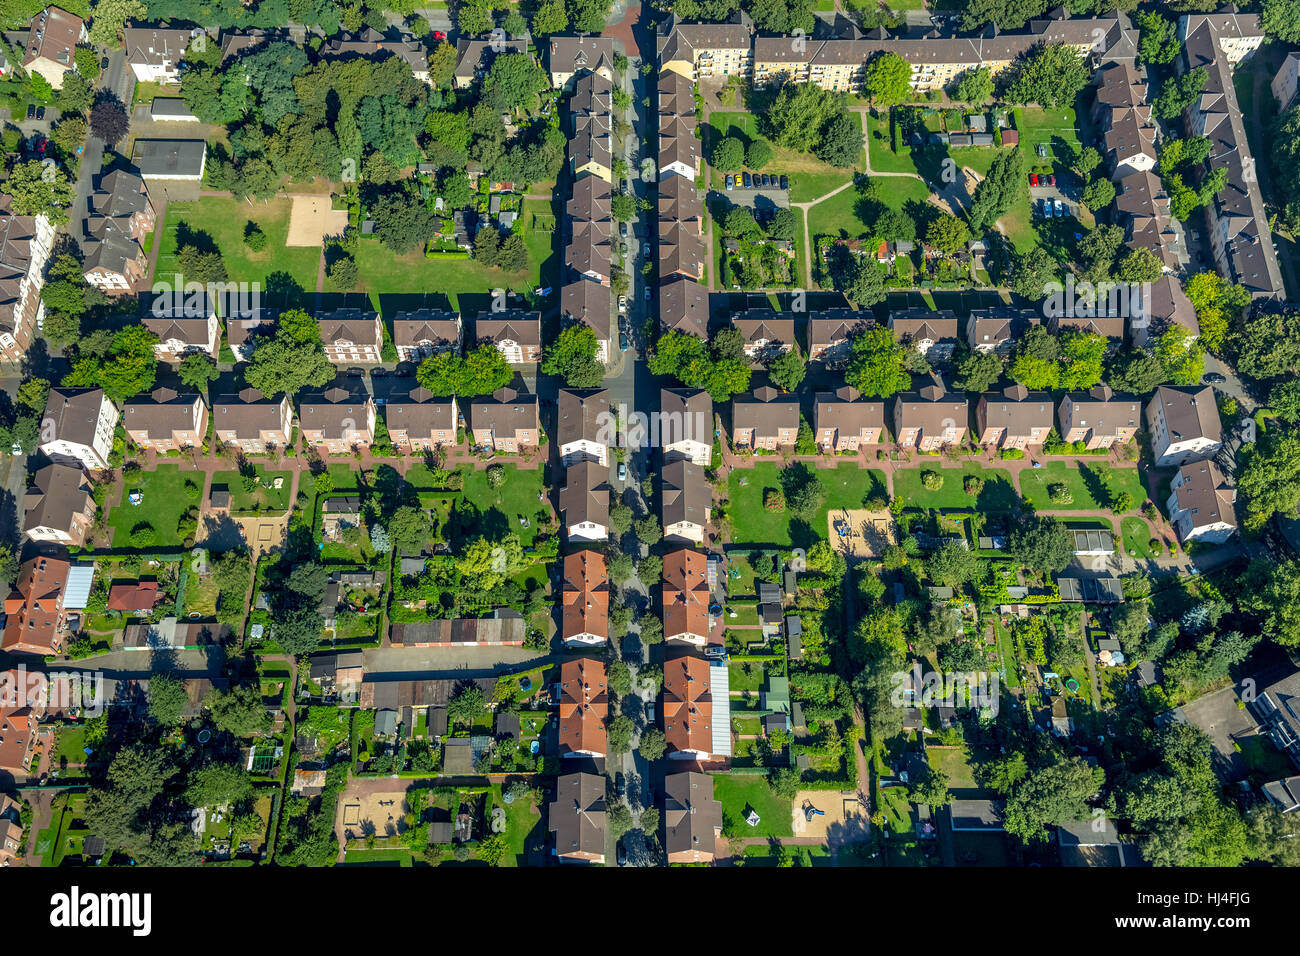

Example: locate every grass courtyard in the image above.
[451,464,550,547]
[212,468,294,514]
[109,464,201,549]
[893,464,1018,511]
[1019,461,1147,512]
[705,110,861,204]
[726,462,888,547]
[715,773,794,838]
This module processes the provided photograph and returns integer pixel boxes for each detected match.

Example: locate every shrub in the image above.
[486,464,505,488]
[1047,483,1073,504]
[764,488,786,512]
[1000,448,1025,460]
[921,470,944,491]
[243,222,268,251]
[963,475,984,497]
[130,523,156,547]
[1148,538,1163,556]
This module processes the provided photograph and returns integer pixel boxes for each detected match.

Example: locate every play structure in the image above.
[802,801,824,822]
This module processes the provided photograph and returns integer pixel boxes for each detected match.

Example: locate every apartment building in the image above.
[1145,385,1222,467]
[1057,384,1139,449]
[124,387,208,452]
[813,386,885,452]
[40,387,118,471]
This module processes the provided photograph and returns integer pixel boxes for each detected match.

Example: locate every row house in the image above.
[966,307,1036,354]
[467,387,539,453]
[297,386,376,454]
[319,309,384,364]
[975,384,1053,450]
[1145,385,1222,467]
[392,310,460,362]
[227,312,275,362]
[452,33,530,88]
[40,386,118,472]
[663,654,713,760]
[662,459,710,544]
[561,279,611,363]
[557,388,611,467]
[21,5,85,90]
[549,772,606,864]
[659,276,709,338]
[1167,460,1238,545]
[892,375,968,451]
[1057,384,1139,449]
[732,310,795,360]
[0,196,55,365]
[664,772,723,864]
[889,309,959,364]
[124,387,208,452]
[144,307,221,362]
[0,706,37,778]
[1134,275,1199,348]
[547,34,617,88]
[732,386,798,451]
[566,216,613,285]
[123,26,197,83]
[322,27,430,84]
[23,463,94,547]
[658,113,700,180]
[659,219,705,282]
[1047,310,1127,348]
[561,550,609,647]
[384,386,458,452]
[813,386,884,452]
[560,460,610,542]
[658,175,704,232]
[660,387,713,466]
[213,387,294,453]
[1100,103,1158,180]
[82,169,156,293]
[658,67,696,118]
[475,310,542,363]
[559,657,609,757]
[808,310,868,364]
[571,73,614,182]
[2,554,69,656]
[662,548,711,646]
[1180,12,1283,299]
[1115,168,1179,274]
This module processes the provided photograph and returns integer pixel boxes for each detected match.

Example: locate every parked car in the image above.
[618,295,628,313]
[620,221,628,238]
[644,286,651,300]
[371,368,389,377]
[10,442,22,456]
[432,30,446,39]
[725,174,733,190]
[1029,173,1039,187]
[619,331,629,351]
[100,56,109,69]
[742,172,751,188]
[644,700,655,723]
[618,461,627,481]
[1047,174,1057,186]
[617,841,628,866]
[1205,372,1227,384]
[1042,199,1054,218]
[779,175,789,190]
[346,367,365,377]
[34,106,44,120]
[1054,199,1065,217]
[25,104,34,120]
[616,773,626,798]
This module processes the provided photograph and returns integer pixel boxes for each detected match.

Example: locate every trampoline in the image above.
[1064,678,1080,693]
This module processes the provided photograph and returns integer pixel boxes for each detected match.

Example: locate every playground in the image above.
[827,509,896,559]
[790,789,868,842]
[340,787,413,841]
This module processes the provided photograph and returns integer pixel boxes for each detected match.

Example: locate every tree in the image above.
[1106,349,1166,394]
[1058,331,1106,391]
[1074,146,1102,180]
[711,136,744,170]
[457,3,492,34]
[953,346,1003,393]
[815,111,864,168]
[186,763,254,808]
[1007,514,1073,572]
[925,214,970,255]
[927,540,978,588]
[244,312,334,398]
[635,515,662,546]
[148,673,189,725]
[874,207,916,242]
[532,0,570,35]
[1081,176,1116,211]
[1185,272,1249,354]
[89,91,130,144]
[448,684,487,727]
[3,160,74,222]
[912,765,952,806]
[952,66,994,104]
[1137,10,1180,65]
[1236,308,1300,381]
[609,503,633,536]
[62,324,158,401]
[208,685,272,737]
[371,190,439,255]
[967,147,1026,233]
[542,325,603,387]
[608,715,634,753]
[639,727,667,761]
[1238,430,1300,532]
[484,53,547,111]
[1003,756,1105,844]
[271,603,325,656]
[846,326,911,397]
[568,0,609,32]
[768,347,806,392]
[745,139,772,169]
[1155,67,1206,120]
[388,506,432,555]
[1005,43,1089,108]
[178,353,219,391]
[1264,0,1300,42]
[1010,246,1059,299]
[327,255,358,292]
[51,114,87,154]
[1008,326,1060,390]
[87,0,146,47]
[1154,322,1205,385]
[862,52,912,107]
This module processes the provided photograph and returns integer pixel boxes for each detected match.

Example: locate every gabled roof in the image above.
[558,657,608,755]
[560,460,610,528]
[562,550,609,642]
[317,309,380,347]
[663,771,722,858]
[392,310,460,349]
[663,654,713,755]
[662,548,710,639]
[662,459,710,529]
[42,387,106,448]
[475,310,541,348]
[23,463,90,537]
[556,388,610,448]
[549,772,606,858]
[733,387,799,438]
[1149,385,1220,445]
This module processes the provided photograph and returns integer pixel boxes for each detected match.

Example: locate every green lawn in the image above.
[109,464,200,548]
[729,660,767,692]
[1019,462,1146,512]
[454,464,550,546]
[212,468,293,514]
[155,197,321,312]
[706,110,859,203]
[715,774,794,838]
[807,175,930,240]
[1121,515,1160,559]
[926,746,979,791]
[742,843,834,865]
[727,462,888,546]
[893,464,1018,511]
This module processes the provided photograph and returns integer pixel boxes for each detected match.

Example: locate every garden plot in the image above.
[827,508,895,558]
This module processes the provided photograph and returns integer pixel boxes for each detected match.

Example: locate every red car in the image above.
[1029,173,1039,187]
[432,30,447,40]
[1047,174,1057,186]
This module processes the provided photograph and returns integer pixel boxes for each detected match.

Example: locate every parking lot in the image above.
[720,173,791,210]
